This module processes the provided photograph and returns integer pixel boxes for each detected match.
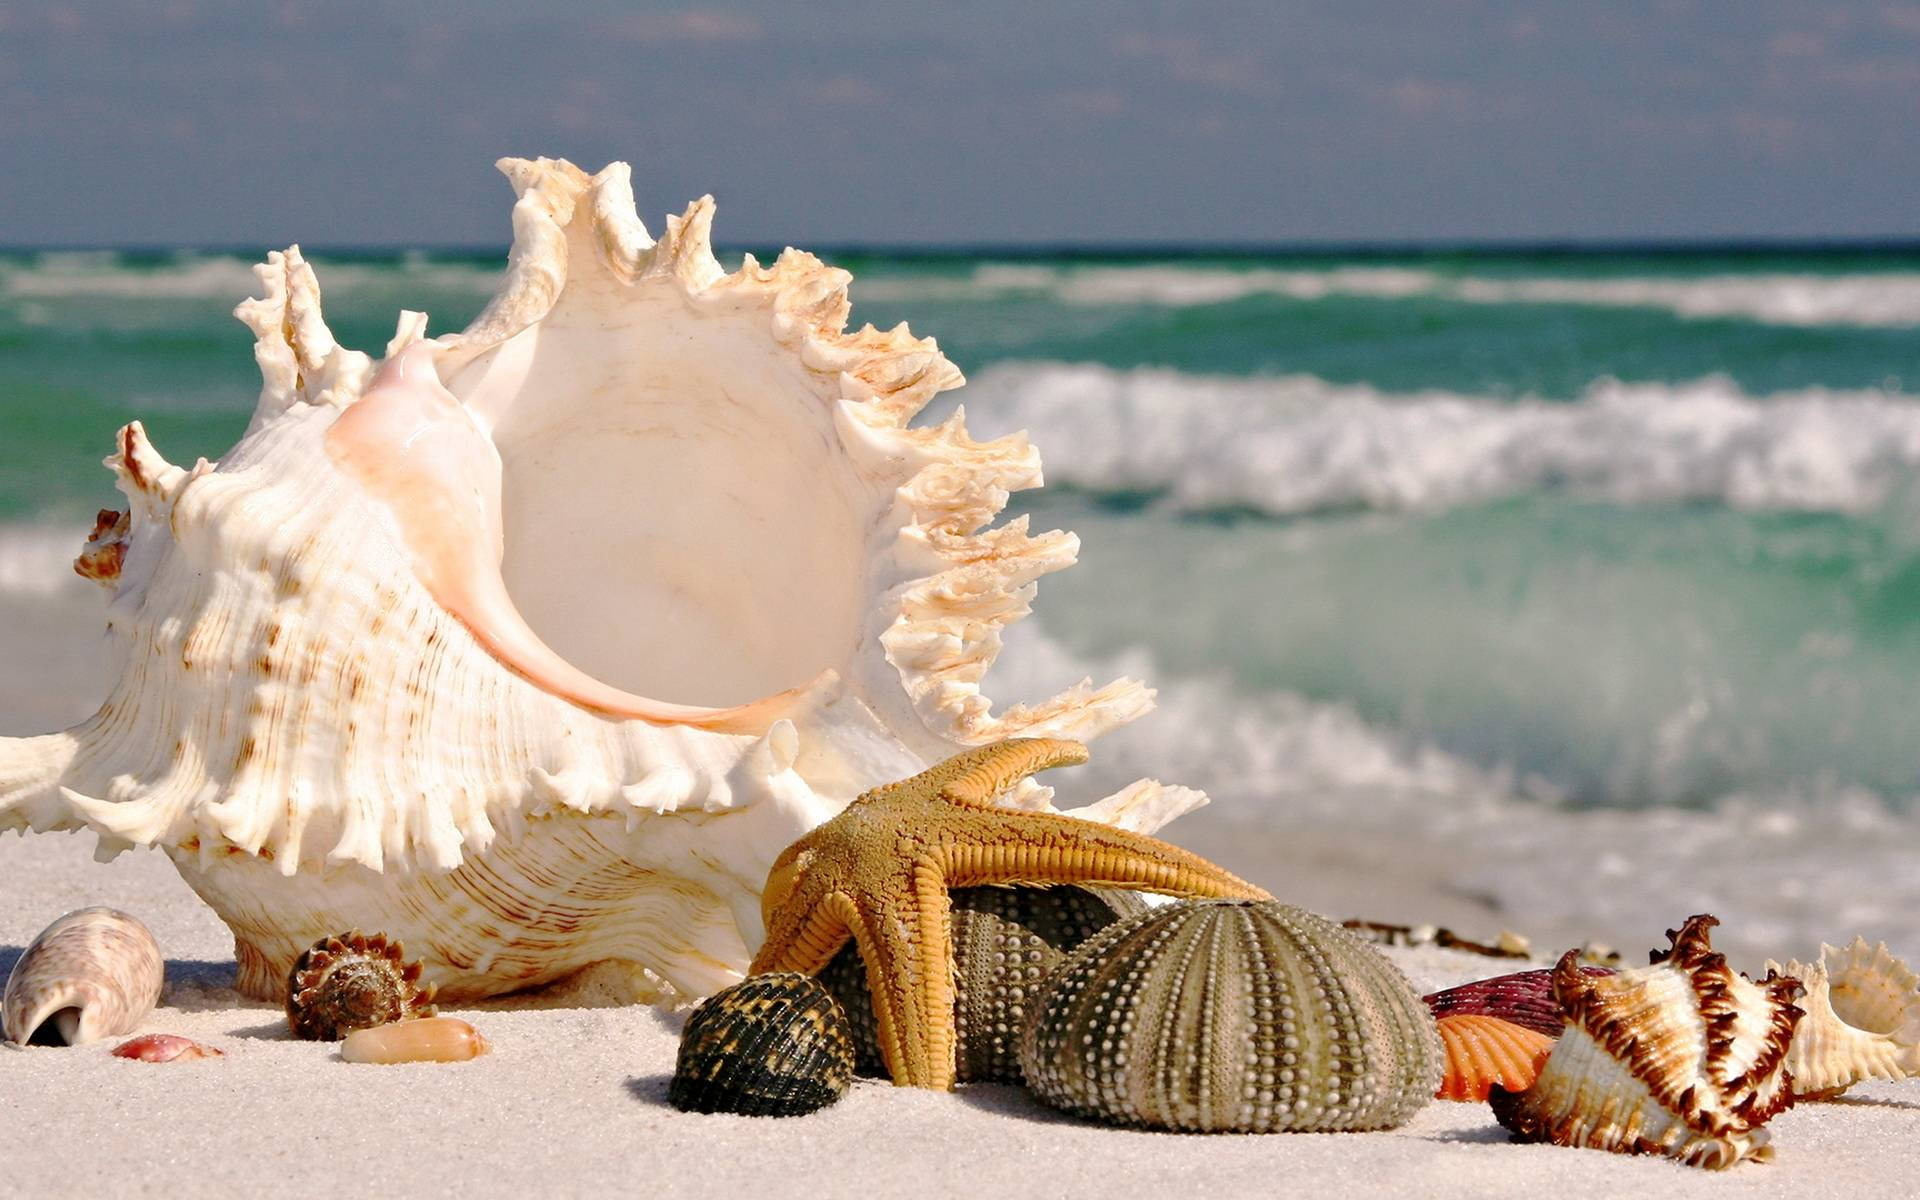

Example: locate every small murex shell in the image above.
[671,973,855,1117]
[1490,915,1804,1171]
[2,907,163,1046]
[818,885,1147,1083]
[1764,937,1920,1099]
[340,1016,490,1064]
[286,930,437,1041]
[1020,900,1443,1133]
[112,1033,224,1062]
[1423,965,1615,1038]
[1434,1014,1554,1102]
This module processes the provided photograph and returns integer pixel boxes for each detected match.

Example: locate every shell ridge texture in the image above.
[0,157,1212,1004]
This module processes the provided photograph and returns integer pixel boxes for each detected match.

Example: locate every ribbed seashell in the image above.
[0,156,1209,1006]
[340,1016,491,1064]
[1434,1014,1554,1102]
[2,908,163,1046]
[818,885,1147,1082]
[1763,937,1920,1099]
[112,1033,224,1062]
[286,931,437,1041]
[1020,900,1443,1132]
[1490,915,1805,1171]
[670,973,855,1116]
[1424,965,1616,1037]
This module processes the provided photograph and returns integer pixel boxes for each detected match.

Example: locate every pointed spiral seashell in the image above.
[1423,965,1615,1038]
[2,907,163,1046]
[286,931,437,1041]
[0,156,1209,1006]
[340,1016,491,1064]
[1764,937,1920,1099]
[670,973,855,1116]
[1434,1014,1554,1102]
[1490,915,1805,1171]
[817,885,1147,1083]
[1019,900,1443,1133]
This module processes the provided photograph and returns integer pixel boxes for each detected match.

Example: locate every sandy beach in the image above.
[2,805,1915,1200]
[4,594,1919,1198]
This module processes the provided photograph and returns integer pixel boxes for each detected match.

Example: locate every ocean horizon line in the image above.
[5,237,1920,264]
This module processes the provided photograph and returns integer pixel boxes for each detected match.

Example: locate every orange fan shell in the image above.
[1435,1014,1555,1102]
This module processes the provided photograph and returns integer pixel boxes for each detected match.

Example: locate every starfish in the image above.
[748,737,1271,1089]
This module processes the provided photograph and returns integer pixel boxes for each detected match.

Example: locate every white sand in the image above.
[4,827,1915,1200]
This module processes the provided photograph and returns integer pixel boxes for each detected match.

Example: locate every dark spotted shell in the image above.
[1423,966,1615,1038]
[670,973,855,1117]
[286,931,437,1041]
[818,885,1147,1083]
[1021,900,1443,1133]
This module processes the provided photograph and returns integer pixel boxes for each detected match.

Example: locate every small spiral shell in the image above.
[1021,900,1443,1133]
[671,973,855,1117]
[1434,1014,1554,1102]
[286,931,436,1041]
[2,908,164,1046]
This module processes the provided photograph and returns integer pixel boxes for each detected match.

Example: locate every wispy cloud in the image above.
[608,9,761,43]
[1110,33,1267,95]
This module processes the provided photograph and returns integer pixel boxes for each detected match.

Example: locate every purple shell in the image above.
[1422,966,1615,1037]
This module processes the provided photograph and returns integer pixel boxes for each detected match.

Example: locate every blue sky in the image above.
[2,1,1917,245]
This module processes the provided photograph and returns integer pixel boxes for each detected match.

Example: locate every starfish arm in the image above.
[862,738,1090,809]
[749,889,859,976]
[859,860,961,1089]
[937,811,1271,900]
[936,738,1091,807]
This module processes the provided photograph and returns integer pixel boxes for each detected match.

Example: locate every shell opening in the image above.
[29,1007,84,1047]
[451,286,872,708]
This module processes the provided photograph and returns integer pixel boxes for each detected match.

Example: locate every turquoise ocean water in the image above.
[4,245,1920,950]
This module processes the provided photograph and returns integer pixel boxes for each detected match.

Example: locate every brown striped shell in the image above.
[286,931,437,1041]
[1490,915,1805,1170]
[1423,965,1616,1037]
[1434,1014,1554,1102]
[817,885,1147,1083]
[1020,900,1443,1133]
[2,908,164,1046]
[670,973,855,1117]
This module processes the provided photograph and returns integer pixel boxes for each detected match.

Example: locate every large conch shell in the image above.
[1490,915,1804,1171]
[1764,938,1920,1099]
[0,158,1200,1004]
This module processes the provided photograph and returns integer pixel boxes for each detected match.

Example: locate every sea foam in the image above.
[855,262,1920,327]
[958,362,1920,516]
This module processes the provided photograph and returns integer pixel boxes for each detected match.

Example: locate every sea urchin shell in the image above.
[671,973,855,1117]
[1490,915,1804,1170]
[1020,900,1442,1133]
[1434,1014,1554,1102]
[286,931,436,1041]
[2,907,163,1046]
[818,885,1146,1082]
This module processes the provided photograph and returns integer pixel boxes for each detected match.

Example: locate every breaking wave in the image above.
[958,362,1920,516]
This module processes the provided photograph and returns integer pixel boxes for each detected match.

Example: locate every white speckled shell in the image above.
[1490,916,1803,1171]
[1765,937,1920,1098]
[3,907,163,1045]
[0,158,1204,1004]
